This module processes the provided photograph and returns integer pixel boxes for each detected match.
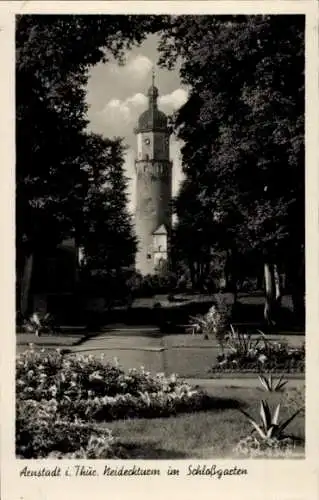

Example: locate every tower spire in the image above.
[147,65,158,109]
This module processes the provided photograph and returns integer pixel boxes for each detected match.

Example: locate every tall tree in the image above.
[16,14,163,315]
[80,134,137,276]
[158,15,305,324]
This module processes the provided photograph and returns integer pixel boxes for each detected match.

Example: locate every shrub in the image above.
[233,435,297,458]
[210,333,305,373]
[234,397,304,456]
[258,373,288,392]
[238,400,303,440]
[20,312,57,335]
[16,348,209,423]
[16,348,210,458]
[16,398,116,458]
[188,294,232,343]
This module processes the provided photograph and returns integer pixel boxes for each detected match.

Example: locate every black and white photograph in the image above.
[14,11,307,463]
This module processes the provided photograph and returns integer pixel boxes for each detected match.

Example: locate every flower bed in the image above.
[16,399,119,458]
[209,340,305,374]
[16,347,210,458]
[233,435,298,458]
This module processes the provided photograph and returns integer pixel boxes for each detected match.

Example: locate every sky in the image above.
[85,34,187,214]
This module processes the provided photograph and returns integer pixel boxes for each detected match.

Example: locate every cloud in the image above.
[94,87,188,138]
[125,93,148,108]
[158,88,188,113]
[98,93,148,133]
[109,55,153,82]
[126,55,153,80]
[98,93,186,213]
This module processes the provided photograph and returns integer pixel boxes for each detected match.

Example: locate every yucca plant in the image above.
[256,329,274,355]
[227,324,261,355]
[22,312,56,336]
[238,400,302,440]
[258,373,288,392]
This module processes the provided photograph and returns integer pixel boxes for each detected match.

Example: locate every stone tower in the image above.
[134,71,172,275]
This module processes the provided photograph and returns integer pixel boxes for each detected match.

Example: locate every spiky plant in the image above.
[258,374,288,392]
[238,400,302,440]
[227,324,262,355]
[23,312,56,336]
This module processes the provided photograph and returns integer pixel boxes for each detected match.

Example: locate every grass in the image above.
[104,386,305,459]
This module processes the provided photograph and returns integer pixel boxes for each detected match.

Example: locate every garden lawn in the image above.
[104,386,305,459]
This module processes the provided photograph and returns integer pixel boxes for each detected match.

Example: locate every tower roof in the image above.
[135,68,168,133]
[153,224,167,235]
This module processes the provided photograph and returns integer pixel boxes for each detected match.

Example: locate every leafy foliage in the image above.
[16,399,116,458]
[16,347,209,425]
[157,15,304,313]
[234,435,297,458]
[258,373,288,392]
[188,294,232,343]
[79,134,137,276]
[238,399,303,440]
[212,335,305,373]
[16,15,163,312]
[20,312,57,336]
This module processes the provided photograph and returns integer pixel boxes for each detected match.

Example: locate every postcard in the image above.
[1,1,318,499]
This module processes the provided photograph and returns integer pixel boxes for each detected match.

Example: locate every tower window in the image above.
[147,253,152,260]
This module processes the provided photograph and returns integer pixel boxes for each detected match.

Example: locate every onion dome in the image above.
[135,69,168,133]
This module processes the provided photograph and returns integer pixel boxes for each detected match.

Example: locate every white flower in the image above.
[258,354,267,363]
[89,371,103,381]
[49,385,57,396]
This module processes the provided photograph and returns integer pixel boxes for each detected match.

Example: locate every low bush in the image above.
[16,347,210,457]
[20,312,57,335]
[210,334,305,374]
[233,398,304,458]
[16,398,118,458]
[233,435,297,458]
[188,294,233,342]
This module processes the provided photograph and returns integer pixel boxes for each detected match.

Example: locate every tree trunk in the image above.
[225,248,238,303]
[264,261,276,326]
[286,250,305,326]
[188,261,196,290]
[290,269,305,326]
[273,263,284,323]
[273,264,281,302]
[20,253,34,317]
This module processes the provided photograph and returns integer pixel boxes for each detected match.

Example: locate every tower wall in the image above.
[135,160,172,275]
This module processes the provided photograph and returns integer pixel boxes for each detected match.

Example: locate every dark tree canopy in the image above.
[16,15,167,314]
[157,15,304,302]
[16,14,305,323]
